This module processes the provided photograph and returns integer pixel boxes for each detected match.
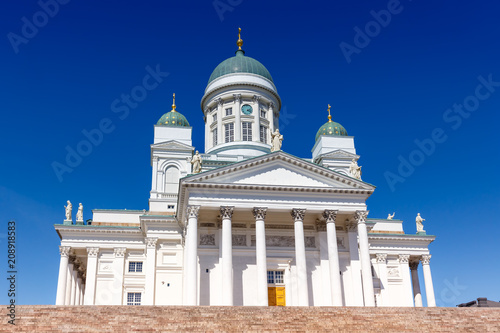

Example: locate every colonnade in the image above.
[55,246,85,305]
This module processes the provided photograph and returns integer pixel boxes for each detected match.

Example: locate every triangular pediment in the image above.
[182,151,374,191]
[151,140,194,151]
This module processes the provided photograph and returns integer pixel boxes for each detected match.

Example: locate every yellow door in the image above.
[268,287,286,306]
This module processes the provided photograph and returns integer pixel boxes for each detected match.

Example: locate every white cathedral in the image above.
[55,30,436,308]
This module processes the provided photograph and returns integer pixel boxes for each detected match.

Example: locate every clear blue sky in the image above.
[1,0,499,306]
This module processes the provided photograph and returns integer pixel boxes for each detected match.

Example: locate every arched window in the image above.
[164,166,180,193]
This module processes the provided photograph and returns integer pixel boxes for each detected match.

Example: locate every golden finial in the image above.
[237,27,243,50]
[327,104,332,122]
[172,93,176,112]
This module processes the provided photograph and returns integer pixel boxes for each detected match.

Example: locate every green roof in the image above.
[315,120,348,141]
[208,50,273,84]
[157,110,190,127]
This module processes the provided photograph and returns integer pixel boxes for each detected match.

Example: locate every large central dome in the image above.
[208,49,274,85]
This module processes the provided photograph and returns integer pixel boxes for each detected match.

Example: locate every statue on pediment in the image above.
[416,213,425,233]
[76,203,84,222]
[387,212,395,220]
[191,151,202,174]
[271,129,283,152]
[349,159,362,180]
[64,200,72,221]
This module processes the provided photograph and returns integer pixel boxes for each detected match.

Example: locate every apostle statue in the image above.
[76,203,84,222]
[387,212,395,220]
[64,200,72,221]
[271,129,283,152]
[191,151,202,174]
[349,159,362,180]
[416,213,425,233]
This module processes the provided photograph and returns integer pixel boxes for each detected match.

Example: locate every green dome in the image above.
[157,110,190,127]
[208,50,273,84]
[315,120,348,141]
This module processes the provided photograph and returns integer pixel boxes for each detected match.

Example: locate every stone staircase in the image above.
[3,306,500,332]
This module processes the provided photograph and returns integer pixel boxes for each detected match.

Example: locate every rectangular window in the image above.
[260,125,267,144]
[225,123,234,143]
[212,113,217,122]
[213,128,218,146]
[267,270,284,285]
[242,122,252,141]
[127,292,141,305]
[225,108,233,116]
[260,109,266,118]
[128,261,143,273]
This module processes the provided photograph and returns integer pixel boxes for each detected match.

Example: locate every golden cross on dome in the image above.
[172,93,176,112]
[237,27,243,50]
[327,104,332,122]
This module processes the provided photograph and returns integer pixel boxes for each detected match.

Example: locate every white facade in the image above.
[54,36,436,307]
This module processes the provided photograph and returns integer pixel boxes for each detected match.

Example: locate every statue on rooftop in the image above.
[416,213,426,233]
[64,200,72,221]
[387,212,395,220]
[76,203,83,222]
[191,151,202,174]
[271,129,283,152]
[349,159,362,180]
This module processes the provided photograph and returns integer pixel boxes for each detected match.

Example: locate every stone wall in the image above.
[2,306,500,332]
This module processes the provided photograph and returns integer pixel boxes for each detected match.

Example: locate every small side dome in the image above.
[157,93,190,127]
[315,104,348,141]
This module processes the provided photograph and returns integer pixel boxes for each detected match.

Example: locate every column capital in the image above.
[216,98,223,106]
[268,102,275,109]
[291,208,306,222]
[409,260,420,270]
[253,95,261,103]
[323,209,338,224]
[187,205,201,218]
[398,254,410,264]
[220,206,234,219]
[146,237,158,249]
[59,246,71,257]
[421,254,431,265]
[86,247,99,257]
[346,218,357,232]
[376,253,387,264]
[233,94,242,103]
[252,207,267,220]
[114,247,126,257]
[354,210,369,224]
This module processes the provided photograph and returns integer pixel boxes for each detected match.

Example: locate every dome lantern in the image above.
[157,93,190,127]
[315,104,348,141]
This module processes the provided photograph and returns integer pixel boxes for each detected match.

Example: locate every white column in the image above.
[151,156,159,193]
[234,94,241,141]
[216,98,223,145]
[221,206,234,305]
[347,223,364,306]
[291,208,308,306]
[355,210,375,306]
[144,238,158,305]
[410,260,423,307]
[84,247,99,305]
[70,262,78,305]
[253,207,268,306]
[324,210,342,306]
[80,283,85,305]
[375,254,388,306]
[185,205,200,305]
[56,246,71,305]
[252,95,261,142]
[421,254,436,307]
[114,248,126,305]
[75,277,81,306]
[65,257,74,305]
[399,254,414,306]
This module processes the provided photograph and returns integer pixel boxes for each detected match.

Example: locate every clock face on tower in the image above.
[241,104,253,115]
